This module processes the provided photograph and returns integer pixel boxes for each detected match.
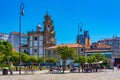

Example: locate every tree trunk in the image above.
[63,60,66,73]
[78,63,80,73]
[9,69,13,75]
[15,65,18,71]
[81,64,84,72]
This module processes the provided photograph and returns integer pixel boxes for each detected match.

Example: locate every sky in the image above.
[0,0,120,44]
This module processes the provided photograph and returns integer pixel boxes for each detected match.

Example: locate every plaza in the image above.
[0,70,120,80]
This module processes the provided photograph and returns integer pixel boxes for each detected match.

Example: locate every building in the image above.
[98,36,120,67]
[0,33,9,41]
[27,13,56,57]
[45,43,85,59]
[27,25,44,57]
[77,30,90,46]
[43,12,56,48]
[45,43,85,65]
[85,42,113,68]
[9,32,27,52]
[45,43,112,66]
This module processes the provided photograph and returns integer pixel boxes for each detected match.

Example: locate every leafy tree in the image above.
[0,41,13,64]
[56,46,77,73]
[91,53,110,68]
[74,56,87,72]
[0,53,5,62]
[9,52,19,71]
[102,58,110,68]
[87,56,97,64]
[21,53,30,63]
[0,41,13,74]
[46,57,58,63]
[38,56,45,63]
[30,55,38,68]
[92,53,104,62]
[38,56,45,70]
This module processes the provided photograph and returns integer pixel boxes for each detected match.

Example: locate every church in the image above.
[20,12,56,58]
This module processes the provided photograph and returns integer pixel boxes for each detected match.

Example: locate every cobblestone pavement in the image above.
[0,70,120,80]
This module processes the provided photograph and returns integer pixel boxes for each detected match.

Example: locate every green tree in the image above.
[87,56,97,64]
[74,56,87,72]
[30,55,38,68]
[102,57,110,68]
[56,46,77,73]
[46,57,58,70]
[38,57,45,70]
[10,52,19,71]
[0,53,5,62]
[92,53,110,68]
[0,41,13,74]
[0,53,5,68]
[38,57,45,63]
[21,53,30,67]
[92,53,104,62]
[0,41,13,65]
[46,57,58,63]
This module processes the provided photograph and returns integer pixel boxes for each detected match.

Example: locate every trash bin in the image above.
[2,69,8,75]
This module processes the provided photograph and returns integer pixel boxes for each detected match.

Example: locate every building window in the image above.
[34,37,37,41]
[30,48,32,55]
[39,47,43,55]
[30,41,32,46]
[34,49,37,53]
[39,35,43,40]
[34,41,37,46]
[39,41,43,46]
[30,36,32,40]
[24,49,26,53]
[81,48,84,52]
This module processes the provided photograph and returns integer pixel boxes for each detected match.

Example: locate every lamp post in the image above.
[19,3,24,75]
[77,22,83,73]
[77,22,83,56]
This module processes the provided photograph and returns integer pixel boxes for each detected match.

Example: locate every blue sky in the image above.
[0,0,120,44]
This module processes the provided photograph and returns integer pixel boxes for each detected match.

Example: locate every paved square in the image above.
[0,70,120,80]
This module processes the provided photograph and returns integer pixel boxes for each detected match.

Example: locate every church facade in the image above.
[21,13,56,58]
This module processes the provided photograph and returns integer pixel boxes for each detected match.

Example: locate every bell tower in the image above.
[43,12,56,47]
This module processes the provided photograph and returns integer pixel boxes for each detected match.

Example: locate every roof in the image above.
[85,43,112,53]
[85,50,113,53]
[97,43,111,48]
[11,32,27,36]
[46,43,83,49]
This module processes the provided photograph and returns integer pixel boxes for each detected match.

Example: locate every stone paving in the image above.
[0,70,120,80]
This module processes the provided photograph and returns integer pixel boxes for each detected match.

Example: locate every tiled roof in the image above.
[85,49,113,53]
[46,43,83,49]
[11,32,27,36]
[85,43,111,49]
[97,43,111,48]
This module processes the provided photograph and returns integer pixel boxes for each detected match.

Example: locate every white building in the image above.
[28,25,44,57]
[0,33,9,41]
[9,32,28,52]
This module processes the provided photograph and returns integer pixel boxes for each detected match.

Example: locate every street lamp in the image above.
[77,22,83,73]
[77,22,83,56]
[19,2,24,75]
